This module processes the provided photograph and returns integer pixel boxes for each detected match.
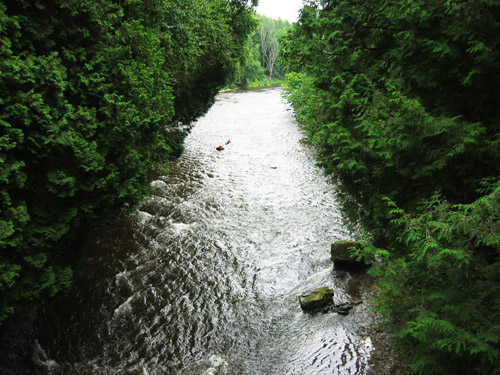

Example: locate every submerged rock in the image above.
[330,240,367,272]
[299,287,334,312]
[202,355,228,375]
[332,301,362,315]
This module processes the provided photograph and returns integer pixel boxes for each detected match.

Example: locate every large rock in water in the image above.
[330,240,366,272]
[299,287,334,312]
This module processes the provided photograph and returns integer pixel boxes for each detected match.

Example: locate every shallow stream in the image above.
[33,87,377,374]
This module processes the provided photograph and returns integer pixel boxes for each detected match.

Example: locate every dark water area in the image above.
[19,87,380,374]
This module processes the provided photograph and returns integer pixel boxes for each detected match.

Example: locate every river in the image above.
[31,87,377,374]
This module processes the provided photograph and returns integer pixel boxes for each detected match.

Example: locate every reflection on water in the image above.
[33,87,376,374]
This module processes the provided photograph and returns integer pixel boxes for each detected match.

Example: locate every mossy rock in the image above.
[299,287,334,312]
[330,240,366,272]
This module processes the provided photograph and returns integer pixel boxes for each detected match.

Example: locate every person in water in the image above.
[225,140,231,145]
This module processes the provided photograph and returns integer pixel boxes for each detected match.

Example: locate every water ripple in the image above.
[33,88,375,375]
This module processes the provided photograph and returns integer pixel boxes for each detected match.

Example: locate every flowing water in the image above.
[32,87,377,374]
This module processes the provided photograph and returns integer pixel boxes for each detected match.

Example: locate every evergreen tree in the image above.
[0,0,256,325]
[281,0,500,373]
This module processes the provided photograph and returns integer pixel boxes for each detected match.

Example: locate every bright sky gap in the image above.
[256,0,303,22]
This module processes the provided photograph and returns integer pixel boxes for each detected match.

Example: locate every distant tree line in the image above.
[0,0,256,326]
[281,1,500,374]
[231,14,291,88]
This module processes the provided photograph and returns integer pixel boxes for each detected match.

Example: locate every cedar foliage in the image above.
[0,0,256,325]
[281,0,500,373]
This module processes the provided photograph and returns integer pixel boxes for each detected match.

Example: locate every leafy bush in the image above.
[366,183,500,374]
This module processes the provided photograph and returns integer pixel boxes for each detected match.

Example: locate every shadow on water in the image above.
[27,87,385,374]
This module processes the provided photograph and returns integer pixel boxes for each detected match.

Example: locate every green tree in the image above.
[281,0,500,373]
[228,14,292,88]
[361,185,500,375]
[231,29,267,88]
[282,0,500,233]
[258,15,291,80]
[0,0,255,326]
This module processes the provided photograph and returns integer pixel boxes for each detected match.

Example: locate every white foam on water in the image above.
[113,294,135,316]
[364,336,374,351]
[201,355,228,375]
[171,222,191,233]
[136,211,153,225]
[150,180,167,189]
[32,340,60,372]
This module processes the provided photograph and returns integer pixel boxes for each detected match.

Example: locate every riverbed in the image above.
[31,87,382,374]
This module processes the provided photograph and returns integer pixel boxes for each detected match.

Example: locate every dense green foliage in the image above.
[232,29,268,88]
[0,0,256,325]
[231,15,291,87]
[258,15,291,81]
[361,185,500,375]
[281,0,500,373]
